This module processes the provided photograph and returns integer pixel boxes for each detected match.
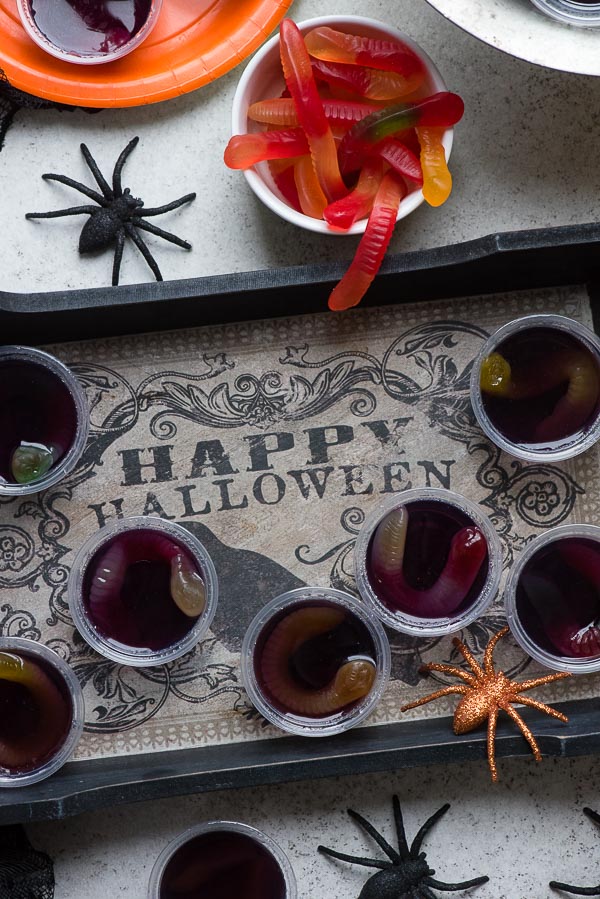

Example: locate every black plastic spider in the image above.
[550,807,600,895]
[318,796,489,899]
[26,137,196,286]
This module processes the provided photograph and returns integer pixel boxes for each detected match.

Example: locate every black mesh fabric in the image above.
[0,70,101,151]
[0,826,55,899]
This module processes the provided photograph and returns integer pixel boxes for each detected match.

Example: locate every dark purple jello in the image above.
[0,650,73,775]
[28,0,153,56]
[516,537,600,659]
[82,530,205,652]
[366,500,489,619]
[159,830,287,899]
[254,601,377,720]
[480,327,600,449]
[0,358,78,486]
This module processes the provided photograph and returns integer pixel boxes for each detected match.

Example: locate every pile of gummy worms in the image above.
[225,19,464,311]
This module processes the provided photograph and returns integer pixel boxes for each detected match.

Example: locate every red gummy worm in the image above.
[268,161,302,212]
[224,129,309,169]
[373,138,423,186]
[279,18,346,202]
[305,26,425,79]
[312,57,423,101]
[328,171,405,311]
[324,158,385,230]
[339,92,464,175]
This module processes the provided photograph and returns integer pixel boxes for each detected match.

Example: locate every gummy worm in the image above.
[224,129,309,170]
[328,171,405,311]
[416,126,453,206]
[260,607,377,716]
[521,543,600,657]
[0,652,70,771]
[324,158,385,229]
[370,507,488,617]
[312,57,423,101]
[338,92,464,175]
[372,138,423,185]
[88,532,206,632]
[480,348,600,442]
[304,26,426,79]
[279,19,346,202]
[294,155,328,219]
[248,97,378,128]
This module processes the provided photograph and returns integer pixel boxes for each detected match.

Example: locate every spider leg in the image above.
[112,230,126,287]
[487,704,499,782]
[452,637,485,679]
[26,206,98,219]
[317,846,389,870]
[81,143,113,199]
[141,192,197,216]
[584,808,600,827]
[500,701,542,762]
[41,173,107,206]
[483,626,509,675]
[112,136,139,197]
[425,875,490,891]
[420,662,477,687]
[133,219,192,249]
[401,685,469,713]
[410,804,450,858]
[416,887,438,899]
[347,808,401,864]
[513,694,568,723]
[513,672,571,693]
[549,880,600,895]
[391,795,410,859]
[125,223,163,281]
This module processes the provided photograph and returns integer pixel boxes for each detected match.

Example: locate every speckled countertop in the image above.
[3,0,600,897]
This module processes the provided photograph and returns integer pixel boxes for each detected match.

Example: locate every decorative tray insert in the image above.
[1,222,600,825]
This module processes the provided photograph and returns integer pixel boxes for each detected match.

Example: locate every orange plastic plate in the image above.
[0,0,294,108]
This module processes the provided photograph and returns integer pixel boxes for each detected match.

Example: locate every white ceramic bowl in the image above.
[231,15,453,235]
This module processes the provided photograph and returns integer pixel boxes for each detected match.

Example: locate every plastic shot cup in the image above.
[354,488,502,638]
[148,821,297,899]
[0,346,89,498]
[529,0,600,26]
[0,637,84,788]
[505,524,600,674]
[68,517,218,667]
[470,314,600,462]
[17,0,163,65]
[241,587,391,737]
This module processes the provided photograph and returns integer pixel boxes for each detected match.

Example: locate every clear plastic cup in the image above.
[241,587,391,737]
[0,637,84,788]
[16,0,163,65]
[354,488,502,638]
[505,524,600,674]
[148,821,297,899]
[470,314,600,462]
[68,517,218,667]
[529,0,600,26]
[0,346,89,498]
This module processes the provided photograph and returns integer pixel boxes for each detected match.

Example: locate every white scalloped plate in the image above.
[425,0,600,76]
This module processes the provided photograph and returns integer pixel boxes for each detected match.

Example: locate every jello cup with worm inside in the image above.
[470,314,600,462]
[241,587,391,737]
[68,517,218,667]
[0,346,89,497]
[354,488,502,637]
[148,821,297,899]
[0,637,84,788]
[506,524,600,674]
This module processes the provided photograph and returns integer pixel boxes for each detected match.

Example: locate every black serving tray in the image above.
[1,220,600,825]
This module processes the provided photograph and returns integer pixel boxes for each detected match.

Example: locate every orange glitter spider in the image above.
[401,627,572,781]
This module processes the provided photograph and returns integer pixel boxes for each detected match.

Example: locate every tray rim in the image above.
[0,220,600,823]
